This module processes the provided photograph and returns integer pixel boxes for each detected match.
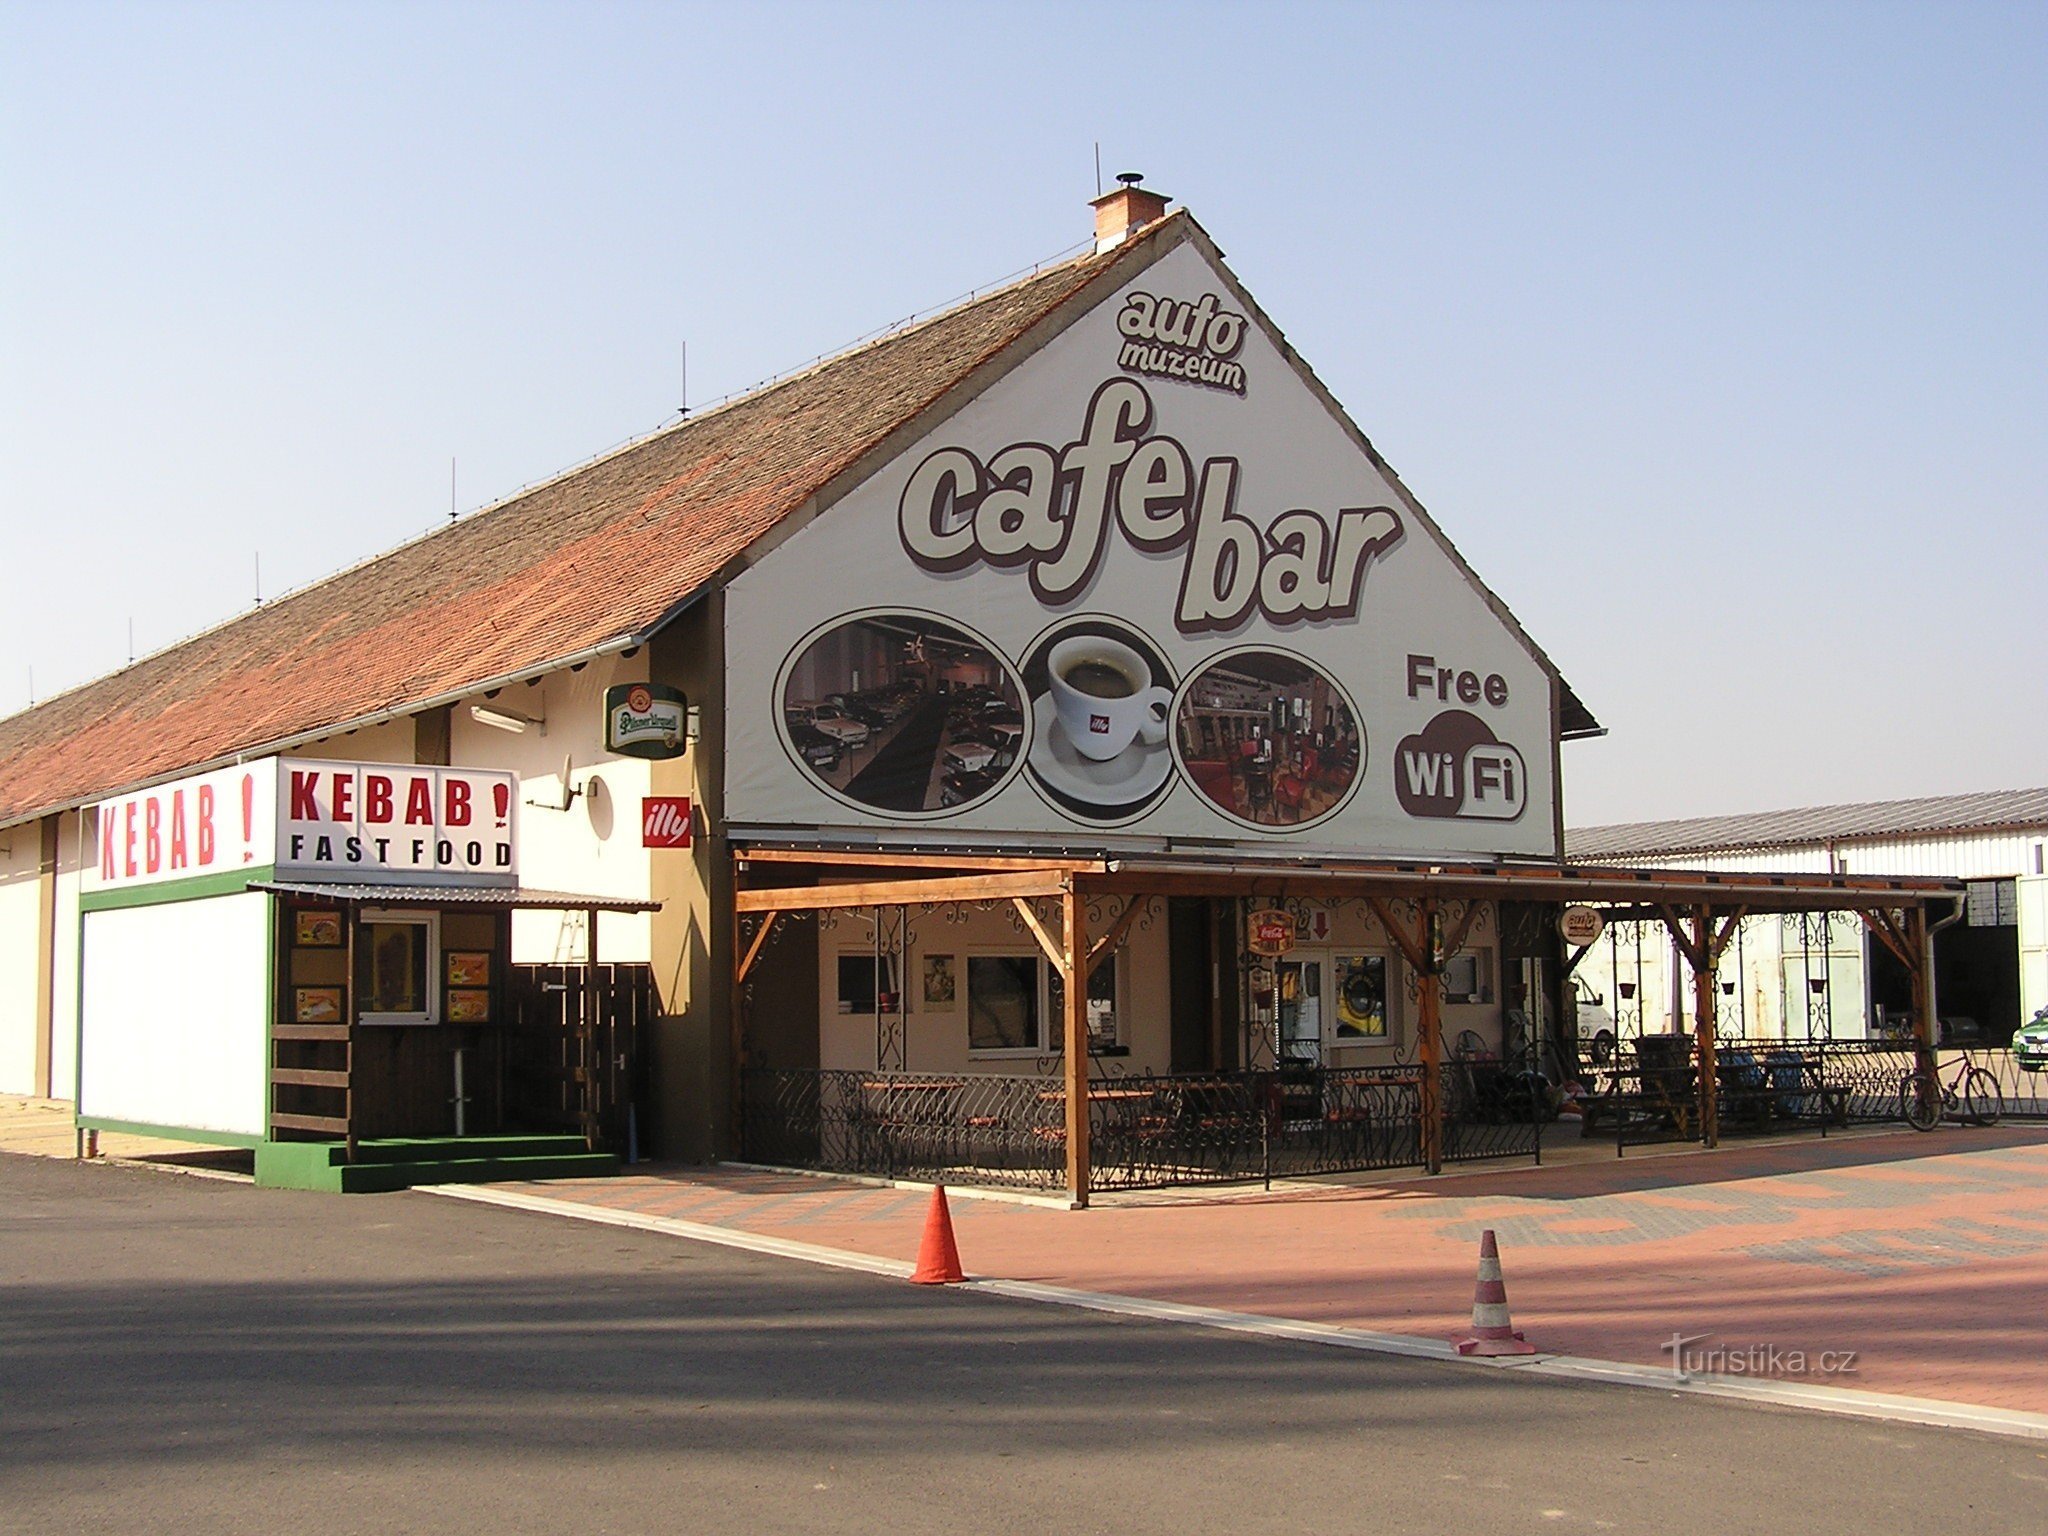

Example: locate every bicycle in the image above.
[1898,1051,2004,1131]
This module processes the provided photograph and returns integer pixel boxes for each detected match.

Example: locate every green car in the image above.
[2017,1011,2048,1074]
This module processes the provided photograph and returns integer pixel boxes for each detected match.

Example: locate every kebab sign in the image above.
[88,758,520,891]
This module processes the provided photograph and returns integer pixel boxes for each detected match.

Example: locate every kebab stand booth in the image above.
[76,757,646,1189]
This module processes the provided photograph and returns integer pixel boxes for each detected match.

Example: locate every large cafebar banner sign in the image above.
[90,758,519,890]
[725,243,1557,857]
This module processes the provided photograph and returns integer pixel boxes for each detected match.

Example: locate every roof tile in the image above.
[0,240,1131,826]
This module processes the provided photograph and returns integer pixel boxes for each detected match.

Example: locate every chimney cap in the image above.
[1089,176,1172,253]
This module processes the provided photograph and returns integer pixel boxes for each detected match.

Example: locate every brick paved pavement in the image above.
[493,1126,2048,1415]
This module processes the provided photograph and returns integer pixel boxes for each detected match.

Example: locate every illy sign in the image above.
[642,796,693,849]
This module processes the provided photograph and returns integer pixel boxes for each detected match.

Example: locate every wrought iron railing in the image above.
[1440,1059,1548,1163]
[739,1068,1068,1191]
[740,1063,1560,1192]
[1970,1049,2048,1122]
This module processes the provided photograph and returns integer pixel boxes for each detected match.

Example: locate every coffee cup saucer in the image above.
[1026,691,1174,810]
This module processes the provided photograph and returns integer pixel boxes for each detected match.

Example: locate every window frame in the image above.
[833,950,901,1016]
[964,947,1052,1058]
[356,907,442,1027]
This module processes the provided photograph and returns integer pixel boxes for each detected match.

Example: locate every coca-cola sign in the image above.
[641,796,693,849]
[1247,907,1296,956]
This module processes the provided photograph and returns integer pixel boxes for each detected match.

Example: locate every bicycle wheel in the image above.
[1899,1071,1941,1131]
[1961,1066,2004,1127]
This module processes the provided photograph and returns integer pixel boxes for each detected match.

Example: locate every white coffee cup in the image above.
[1046,635,1172,761]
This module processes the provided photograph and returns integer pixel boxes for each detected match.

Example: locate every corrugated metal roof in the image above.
[253,880,660,912]
[1566,787,2048,861]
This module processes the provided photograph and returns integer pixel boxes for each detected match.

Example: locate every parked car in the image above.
[943,739,1000,775]
[939,764,1003,807]
[786,720,844,771]
[806,702,871,747]
[2016,1008,2048,1073]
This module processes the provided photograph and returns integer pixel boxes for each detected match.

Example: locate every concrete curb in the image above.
[424,1181,2048,1444]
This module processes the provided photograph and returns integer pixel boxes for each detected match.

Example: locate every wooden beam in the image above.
[1061,887,1091,1208]
[1085,898,1150,977]
[737,847,1107,874]
[734,912,779,986]
[1415,895,1443,1175]
[1439,898,1484,963]
[1364,895,1427,971]
[269,1067,351,1091]
[1858,907,1916,969]
[269,1111,349,1136]
[272,1024,351,1042]
[734,869,1071,914]
[1010,897,1065,970]
[1710,908,1746,964]
[1909,904,1938,1084]
[343,909,358,1164]
[1657,904,1708,972]
[1693,906,1719,1148]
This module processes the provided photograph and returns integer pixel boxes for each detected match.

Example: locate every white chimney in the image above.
[1090,174,1170,253]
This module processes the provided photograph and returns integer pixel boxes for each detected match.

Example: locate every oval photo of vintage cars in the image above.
[780,611,1028,816]
[1171,649,1363,830]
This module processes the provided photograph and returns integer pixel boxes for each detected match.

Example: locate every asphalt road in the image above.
[4,1153,2045,1535]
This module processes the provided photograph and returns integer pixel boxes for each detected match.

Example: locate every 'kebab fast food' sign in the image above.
[90,758,519,890]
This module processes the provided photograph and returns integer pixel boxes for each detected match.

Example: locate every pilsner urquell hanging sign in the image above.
[604,683,688,759]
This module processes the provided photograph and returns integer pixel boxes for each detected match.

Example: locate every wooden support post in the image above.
[343,909,358,1165]
[1061,886,1090,1208]
[1692,906,1719,1147]
[1416,896,1443,1175]
[1909,903,1937,1087]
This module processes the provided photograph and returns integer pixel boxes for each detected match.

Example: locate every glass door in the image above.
[1277,956,1325,1066]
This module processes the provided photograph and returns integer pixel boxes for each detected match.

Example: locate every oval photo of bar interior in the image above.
[780,612,1027,815]
[1173,650,1362,829]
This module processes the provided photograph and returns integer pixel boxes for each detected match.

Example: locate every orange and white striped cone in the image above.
[1454,1228,1537,1356]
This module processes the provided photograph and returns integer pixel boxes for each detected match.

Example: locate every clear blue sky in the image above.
[4,0,2042,826]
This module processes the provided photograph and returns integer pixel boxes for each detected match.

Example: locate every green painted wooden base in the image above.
[254,1135,617,1193]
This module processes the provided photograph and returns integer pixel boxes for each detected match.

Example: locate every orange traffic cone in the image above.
[909,1185,966,1284]
[1454,1228,1537,1356]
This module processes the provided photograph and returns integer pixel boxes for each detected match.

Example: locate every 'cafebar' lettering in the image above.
[897,378,1404,634]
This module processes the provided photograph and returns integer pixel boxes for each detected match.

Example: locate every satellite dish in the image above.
[523,752,583,812]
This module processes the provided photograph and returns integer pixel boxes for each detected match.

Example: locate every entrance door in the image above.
[1277,955,1326,1067]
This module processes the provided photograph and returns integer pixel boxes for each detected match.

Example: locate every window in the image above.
[1050,953,1122,1052]
[836,953,901,1015]
[1442,949,1491,1004]
[356,909,440,1025]
[968,954,1042,1053]
[968,953,1122,1055]
[1333,953,1387,1038]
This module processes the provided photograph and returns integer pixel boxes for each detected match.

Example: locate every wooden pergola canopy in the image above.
[731,842,1964,916]
[728,841,1964,1204]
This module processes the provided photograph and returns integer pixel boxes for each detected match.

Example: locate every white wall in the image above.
[2021,876,2047,1026]
[281,653,660,965]
[810,897,1492,1073]
[0,829,41,1094]
[49,812,84,1100]
[292,717,418,765]
[79,891,271,1137]
[1596,830,2042,882]
[444,655,654,964]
